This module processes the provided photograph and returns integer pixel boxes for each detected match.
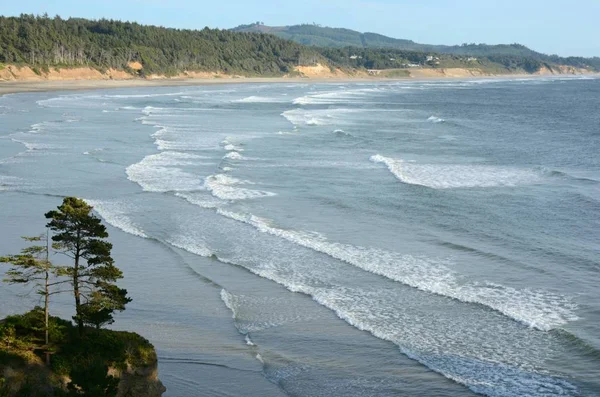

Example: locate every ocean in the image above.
[0,77,599,396]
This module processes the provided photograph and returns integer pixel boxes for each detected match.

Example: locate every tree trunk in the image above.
[74,228,84,336]
[45,229,50,364]
[74,257,83,335]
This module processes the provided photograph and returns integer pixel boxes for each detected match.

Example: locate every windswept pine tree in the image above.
[45,197,131,335]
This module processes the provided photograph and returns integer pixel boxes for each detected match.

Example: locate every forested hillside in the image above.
[0,14,323,76]
[234,23,600,71]
[0,15,598,78]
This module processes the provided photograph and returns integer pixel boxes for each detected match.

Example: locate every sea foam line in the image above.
[85,199,148,238]
[215,209,578,331]
[208,243,577,397]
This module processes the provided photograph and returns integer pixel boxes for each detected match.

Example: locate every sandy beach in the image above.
[1,71,595,96]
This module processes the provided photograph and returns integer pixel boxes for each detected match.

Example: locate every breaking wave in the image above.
[85,199,148,238]
[215,209,578,331]
[204,174,276,200]
[370,155,541,189]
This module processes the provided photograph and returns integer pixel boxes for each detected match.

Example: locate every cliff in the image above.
[0,310,165,396]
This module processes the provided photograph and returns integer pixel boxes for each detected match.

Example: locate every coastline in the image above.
[1,72,597,96]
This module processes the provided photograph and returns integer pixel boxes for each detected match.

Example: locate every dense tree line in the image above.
[1,15,598,76]
[0,14,323,76]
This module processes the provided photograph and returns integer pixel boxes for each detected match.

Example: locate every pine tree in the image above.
[45,197,130,335]
[0,232,62,362]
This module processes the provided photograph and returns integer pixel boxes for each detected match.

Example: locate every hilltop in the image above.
[232,23,600,70]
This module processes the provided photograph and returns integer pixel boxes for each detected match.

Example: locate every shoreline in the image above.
[1,73,597,96]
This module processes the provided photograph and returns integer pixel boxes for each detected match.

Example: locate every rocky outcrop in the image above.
[113,359,166,397]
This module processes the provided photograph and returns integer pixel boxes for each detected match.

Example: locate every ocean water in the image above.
[0,77,599,396]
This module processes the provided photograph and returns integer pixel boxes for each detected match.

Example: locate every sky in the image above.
[2,0,599,57]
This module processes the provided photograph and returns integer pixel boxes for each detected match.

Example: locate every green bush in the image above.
[1,311,157,395]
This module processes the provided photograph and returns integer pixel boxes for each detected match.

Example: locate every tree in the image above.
[0,232,62,359]
[45,197,130,335]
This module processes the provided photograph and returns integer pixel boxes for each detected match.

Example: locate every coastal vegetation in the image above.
[0,197,163,396]
[234,23,600,71]
[0,14,322,76]
[0,15,598,79]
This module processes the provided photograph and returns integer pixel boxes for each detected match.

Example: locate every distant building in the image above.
[467,57,478,62]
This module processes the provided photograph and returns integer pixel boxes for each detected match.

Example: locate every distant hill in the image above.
[232,23,600,68]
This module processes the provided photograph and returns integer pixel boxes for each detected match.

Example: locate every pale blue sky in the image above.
[2,0,599,57]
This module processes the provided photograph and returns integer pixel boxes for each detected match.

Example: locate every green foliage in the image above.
[0,14,323,76]
[235,23,600,72]
[45,197,130,335]
[1,311,156,396]
[66,359,119,396]
[1,308,70,349]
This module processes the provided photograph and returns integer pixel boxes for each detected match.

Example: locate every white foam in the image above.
[223,152,244,160]
[204,174,275,201]
[293,88,384,105]
[310,288,577,397]
[166,234,213,257]
[281,108,364,127]
[126,151,205,192]
[427,115,445,123]
[175,192,223,209]
[281,109,329,127]
[85,199,148,238]
[224,144,244,152]
[370,155,541,189]
[233,96,287,103]
[216,209,578,331]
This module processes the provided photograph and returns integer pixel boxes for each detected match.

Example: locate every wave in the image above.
[196,218,579,396]
[333,129,353,137]
[204,174,276,201]
[311,288,578,397]
[84,199,148,238]
[0,175,22,191]
[175,192,222,209]
[281,108,358,127]
[370,155,541,189]
[125,151,206,192]
[427,115,445,123]
[281,109,328,127]
[223,151,244,160]
[232,96,287,103]
[165,234,213,257]
[215,209,578,331]
[220,288,318,336]
[10,138,64,152]
[292,88,385,105]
